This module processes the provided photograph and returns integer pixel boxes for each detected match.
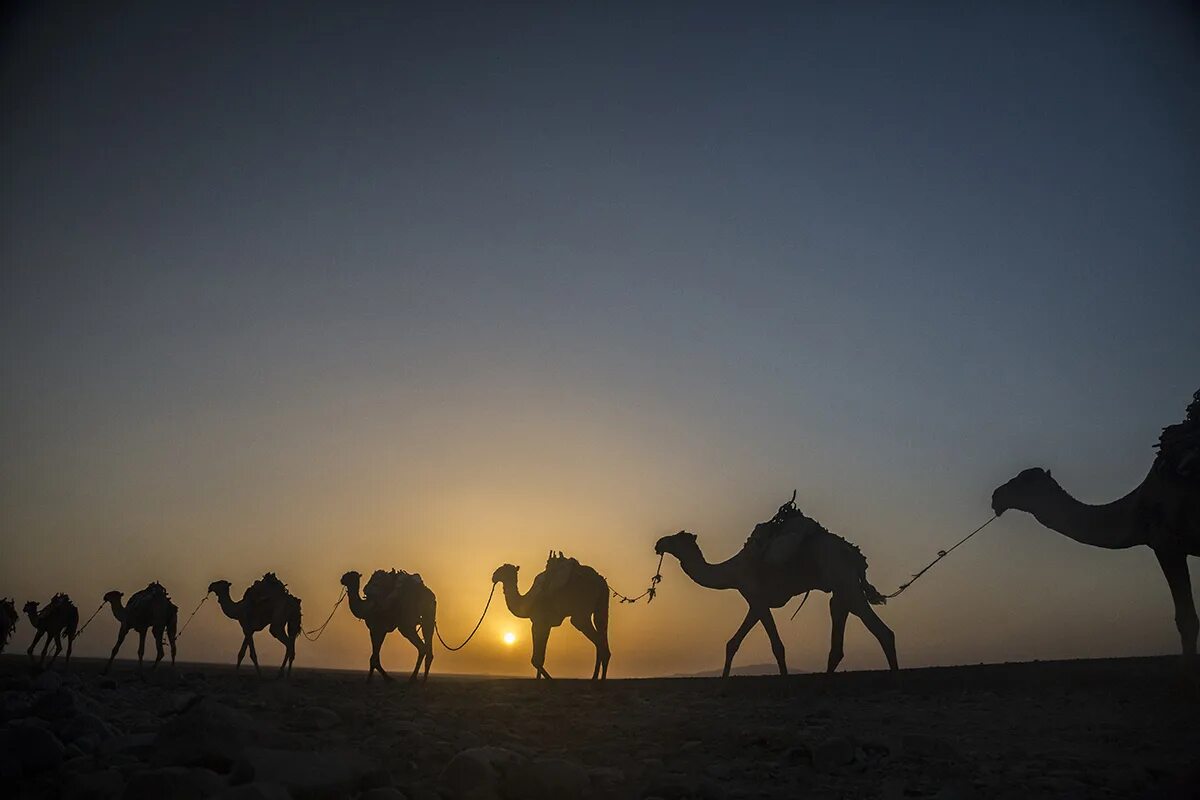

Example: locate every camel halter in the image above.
[435,582,497,651]
[610,553,665,604]
[73,601,107,639]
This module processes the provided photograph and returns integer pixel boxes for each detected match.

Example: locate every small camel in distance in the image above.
[102,582,178,675]
[208,574,302,678]
[24,594,79,670]
[341,569,437,682]
[655,495,898,677]
[492,552,611,680]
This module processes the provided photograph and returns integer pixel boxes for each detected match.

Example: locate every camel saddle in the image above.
[1154,389,1200,485]
[527,551,580,603]
[127,582,169,616]
[363,569,422,611]
[39,593,72,622]
[745,493,829,564]
[245,573,293,609]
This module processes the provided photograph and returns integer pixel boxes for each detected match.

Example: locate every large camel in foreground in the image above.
[208,574,302,677]
[655,497,898,677]
[341,569,436,682]
[992,390,1200,667]
[25,594,79,670]
[492,552,611,680]
[102,582,178,674]
[1,598,18,654]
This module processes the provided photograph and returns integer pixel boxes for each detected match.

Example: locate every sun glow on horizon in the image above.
[502,631,517,646]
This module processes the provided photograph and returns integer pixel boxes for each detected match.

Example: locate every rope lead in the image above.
[435,582,496,651]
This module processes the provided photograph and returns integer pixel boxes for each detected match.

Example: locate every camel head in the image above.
[992,467,1057,516]
[23,600,38,619]
[339,571,361,589]
[0,598,14,617]
[207,579,231,596]
[103,590,123,604]
[491,564,519,585]
[655,530,699,559]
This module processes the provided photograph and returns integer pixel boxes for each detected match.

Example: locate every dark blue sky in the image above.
[2,2,1198,673]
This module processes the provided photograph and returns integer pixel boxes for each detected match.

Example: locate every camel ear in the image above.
[1046,469,1052,479]
[687,532,697,541]
[515,565,520,573]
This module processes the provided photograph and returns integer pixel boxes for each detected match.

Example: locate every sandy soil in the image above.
[1,655,1197,799]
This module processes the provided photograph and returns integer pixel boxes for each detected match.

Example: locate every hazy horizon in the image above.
[2,1,1198,678]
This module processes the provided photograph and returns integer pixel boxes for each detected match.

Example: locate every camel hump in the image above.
[1154,388,1200,484]
[364,568,413,599]
[745,495,829,560]
[128,582,170,614]
[529,551,583,599]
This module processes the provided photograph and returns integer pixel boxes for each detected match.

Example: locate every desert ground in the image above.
[1,654,1196,800]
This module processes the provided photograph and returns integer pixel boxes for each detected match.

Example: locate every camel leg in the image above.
[531,622,553,680]
[401,626,429,683]
[722,608,761,678]
[827,595,850,673]
[152,627,166,670]
[167,617,177,668]
[28,629,45,664]
[1155,549,1198,667]
[570,614,606,681]
[236,637,250,671]
[850,596,898,671]
[758,608,788,676]
[420,621,435,681]
[247,635,261,676]
[369,627,392,682]
[105,626,131,674]
[65,633,73,670]
[271,630,290,679]
[47,633,62,668]
[136,630,147,673]
[594,600,610,680]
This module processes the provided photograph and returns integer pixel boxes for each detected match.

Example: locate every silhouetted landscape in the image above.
[2,655,1196,799]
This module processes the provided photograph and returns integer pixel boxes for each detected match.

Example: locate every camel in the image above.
[341,569,436,682]
[491,552,611,680]
[991,392,1200,667]
[654,497,898,678]
[102,582,179,674]
[207,573,302,677]
[24,594,79,670]
[1,598,17,654]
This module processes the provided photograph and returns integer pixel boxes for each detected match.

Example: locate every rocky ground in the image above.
[1,655,1197,799]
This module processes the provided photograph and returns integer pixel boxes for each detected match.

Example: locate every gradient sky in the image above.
[2,1,1198,677]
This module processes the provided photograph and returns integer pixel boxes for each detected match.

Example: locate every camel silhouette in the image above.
[24,594,79,670]
[341,569,436,682]
[992,390,1200,667]
[491,552,611,680]
[655,496,898,677]
[0,598,17,655]
[102,582,178,674]
[208,574,302,677]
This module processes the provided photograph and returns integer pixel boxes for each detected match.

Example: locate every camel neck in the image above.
[106,598,126,622]
[676,547,740,590]
[213,588,242,619]
[344,582,369,620]
[499,579,530,618]
[1028,478,1144,550]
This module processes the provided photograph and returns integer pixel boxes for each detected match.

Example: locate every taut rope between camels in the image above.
[302,588,347,642]
[174,594,209,641]
[435,582,497,651]
[73,601,106,639]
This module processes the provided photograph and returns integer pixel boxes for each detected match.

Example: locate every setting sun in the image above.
[502,632,517,646]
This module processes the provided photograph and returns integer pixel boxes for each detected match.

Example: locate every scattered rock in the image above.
[506,757,591,799]
[3,722,65,773]
[31,686,81,719]
[61,766,125,800]
[123,766,227,800]
[60,712,115,743]
[900,733,960,761]
[362,789,409,800]
[33,670,63,691]
[297,706,340,731]
[212,782,295,800]
[243,746,378,800]
[812,736,855,772]
[153,698,265,770]
[439,746,524,800]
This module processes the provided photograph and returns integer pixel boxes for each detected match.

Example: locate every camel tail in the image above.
[289,598,303,642]
[861,575,887,606]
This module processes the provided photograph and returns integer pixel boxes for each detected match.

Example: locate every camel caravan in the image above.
[6,389,1198,680]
